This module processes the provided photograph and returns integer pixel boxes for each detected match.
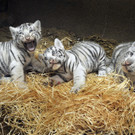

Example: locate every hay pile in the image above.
[0,27,134,135]
[0,73,135,135]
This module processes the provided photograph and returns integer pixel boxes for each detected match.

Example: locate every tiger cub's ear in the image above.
[32,20,41,33]
[130,42,135,52]
[9,26,18,40]
[38,54,44,60]
[132,42,135,47]
[54,38,64,50]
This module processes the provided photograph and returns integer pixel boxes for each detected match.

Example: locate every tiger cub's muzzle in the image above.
[121,58,134,73]
[23,39,37,52]
[49,59,62,70]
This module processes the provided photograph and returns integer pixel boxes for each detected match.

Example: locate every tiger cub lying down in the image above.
[107,42,135,87]
[41,38,107,93]
[0,20,42,85]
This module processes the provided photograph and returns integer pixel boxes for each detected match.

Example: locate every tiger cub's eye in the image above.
[129,52,133,56]
[29,29,33,33]
[45,57,48,60]
[18,31,23,35]
[52,50,56,56]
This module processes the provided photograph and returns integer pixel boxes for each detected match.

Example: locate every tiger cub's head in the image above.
[9,20,41,53]
[43,38,66,70]
[121,42,135,75]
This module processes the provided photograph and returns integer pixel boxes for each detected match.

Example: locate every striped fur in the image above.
[0,20,41,84]
[42,38,107,93]
[107,42,135,86]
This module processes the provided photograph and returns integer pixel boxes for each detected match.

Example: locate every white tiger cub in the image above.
[107,42,135,87]
[41,38,107,93]
[0,20,41,85]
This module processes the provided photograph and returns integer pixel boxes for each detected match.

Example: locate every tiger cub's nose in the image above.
[49,59,55,64]
[121,60,133,66]
[25,36,30,41]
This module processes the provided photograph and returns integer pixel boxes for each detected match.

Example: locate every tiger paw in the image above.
[16,81,28,89]
[98,70,106,76]
[48,75,64,86]
[48,77,61,86]
[70,87,80,94]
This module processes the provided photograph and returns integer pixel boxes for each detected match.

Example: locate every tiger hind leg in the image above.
[49,75,65,86]
[98,60,107,76]
[106,63,115,74]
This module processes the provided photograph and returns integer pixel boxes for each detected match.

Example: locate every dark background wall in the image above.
[0,0,135,42]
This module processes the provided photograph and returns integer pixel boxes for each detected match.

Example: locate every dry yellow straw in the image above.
[0,73,135,135]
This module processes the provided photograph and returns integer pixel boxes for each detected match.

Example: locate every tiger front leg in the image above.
[9,61,27,88]
[25,56,47,73]
[70,66,86,94]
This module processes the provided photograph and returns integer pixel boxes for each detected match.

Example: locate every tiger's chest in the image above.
[8,46,33,68]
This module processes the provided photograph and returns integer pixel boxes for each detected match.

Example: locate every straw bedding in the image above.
[0,28,135,135]
[0,73,135,135]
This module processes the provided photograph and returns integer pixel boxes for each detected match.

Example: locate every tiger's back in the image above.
[69,41,106,73]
